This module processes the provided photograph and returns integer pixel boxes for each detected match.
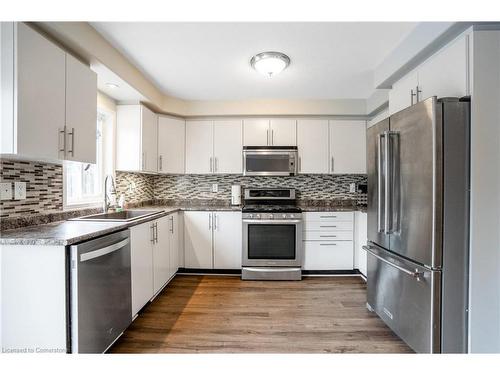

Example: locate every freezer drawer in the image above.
[365,244,441,353]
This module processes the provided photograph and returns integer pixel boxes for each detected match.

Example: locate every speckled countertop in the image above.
[0,202,366,246]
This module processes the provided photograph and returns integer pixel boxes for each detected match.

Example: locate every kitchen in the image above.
[1,4,500,369]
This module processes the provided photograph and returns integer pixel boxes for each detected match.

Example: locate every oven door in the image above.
[243,151,296,176]
[242,219,302,267]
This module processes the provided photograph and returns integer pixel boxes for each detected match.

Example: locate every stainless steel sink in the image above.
[70,210,163,222]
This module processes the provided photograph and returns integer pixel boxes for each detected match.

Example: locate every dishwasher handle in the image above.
[80,238,130,262]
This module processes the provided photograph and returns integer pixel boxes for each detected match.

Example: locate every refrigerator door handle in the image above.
[389,131,400,233]
[377,133,385,233]
[384,131,391,234]
[363,245,425,280]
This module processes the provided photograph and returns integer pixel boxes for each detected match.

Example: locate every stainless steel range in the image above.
[241,188,303,281]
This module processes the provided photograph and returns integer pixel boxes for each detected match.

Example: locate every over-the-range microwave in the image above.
[242,146,298,176]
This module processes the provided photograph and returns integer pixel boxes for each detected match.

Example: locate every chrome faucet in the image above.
[103,174,117,213]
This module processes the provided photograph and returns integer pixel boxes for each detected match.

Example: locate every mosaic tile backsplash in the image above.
[116,172,368,206]
[0,158,63,219]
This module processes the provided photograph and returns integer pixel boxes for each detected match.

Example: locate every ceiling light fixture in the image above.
[105,82,119,89]
[250,52,290,78]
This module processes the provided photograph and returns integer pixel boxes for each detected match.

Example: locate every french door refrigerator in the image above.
[364,96,470,353]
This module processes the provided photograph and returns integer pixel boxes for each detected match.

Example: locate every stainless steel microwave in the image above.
[243,146,298,176]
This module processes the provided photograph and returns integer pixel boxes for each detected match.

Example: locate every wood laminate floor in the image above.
[110,275,412,353]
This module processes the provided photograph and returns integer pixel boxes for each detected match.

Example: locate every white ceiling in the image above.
[91,22,417,101]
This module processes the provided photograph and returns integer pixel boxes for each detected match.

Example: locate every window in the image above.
[64,112,107,208]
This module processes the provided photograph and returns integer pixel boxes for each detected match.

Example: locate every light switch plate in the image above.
[14,181,27,200]
[212,183,218,193]
[349,183,356,193]
[0,182,13,200]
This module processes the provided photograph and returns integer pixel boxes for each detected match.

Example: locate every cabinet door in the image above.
[185,120,214,174]
[168,213,180,276]
[297,119,329,174]
[213,120,242,174]
[329,120,367,174]
[270,119,296,146]
[388,70,418,115]
[141,106,158,173]
[354,212,368,276]
[303,241,354,270]
[158,116,185,174]
[184,211,213,268]
[418,34,468,102]
[243,119,269,146]
[65,53,97,164]
[130,222,154,317]
[152,216,170,294]
[16,22,66,160]
[213,212,242,269]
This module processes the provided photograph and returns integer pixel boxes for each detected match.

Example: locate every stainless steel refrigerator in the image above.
[364,96,470,353]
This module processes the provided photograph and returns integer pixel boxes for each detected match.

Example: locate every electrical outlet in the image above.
[14,181,27,200]
[349,183,356,193]
[212,183,218,193]
[0,182,13,200]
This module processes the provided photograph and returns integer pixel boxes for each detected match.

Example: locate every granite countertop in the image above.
[0,202,366,246]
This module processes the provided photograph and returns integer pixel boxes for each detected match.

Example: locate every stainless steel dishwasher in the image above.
[70,229,132,353]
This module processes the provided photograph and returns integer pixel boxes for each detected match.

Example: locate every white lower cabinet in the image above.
[130,221,154,317]
[354,211,368,276]
[302,212,354,271]
[130,213,179,318]
[184,211,242,269]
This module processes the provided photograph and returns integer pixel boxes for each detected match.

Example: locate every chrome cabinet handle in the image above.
[320,243,337,246]
[209,213,212,230]
[363,246,424,280]
[410,89,416,105]
[331,157,334,173]
[155,222,158,243]
[266,129,269,145]
[59,127,66,154]
[150,223,155,243]
[159,155,163,171]
[214,157,218,173]
[416,85,422,102]
[298,157,301,172]
[377,133,385,233]
[209,157,213,173]
[271,129,274,145]
[320,215,337,219]
[320,225,337,228]
[67,127,75,157]
[213,213,218,231]
[320,235,337,238]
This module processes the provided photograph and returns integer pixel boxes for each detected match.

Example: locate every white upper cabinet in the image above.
[243,119,269,146]
[297,119,329,174]
[243,118,296,146]
[389,33,469,115]
[418,34,468,102]
[1,23,96,163]
[329,120,367,174]
[116,104,158,173]
[213,120,242,174]
[389,70,419,115]
[213,212,242,269]
[269,119,297,146]
[186,120,242,174]
[158,117,185,174]
[65,53,97,164]
[185,120,214,174]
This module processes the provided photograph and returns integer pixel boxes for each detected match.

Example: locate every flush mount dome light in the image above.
[250,52,290,77]
[105,82,119,89]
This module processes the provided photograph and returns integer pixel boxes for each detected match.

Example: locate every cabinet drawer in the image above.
[303,231,353,241]
[303,212,354,222]
[303,241,354,270]
[303,221,353,232]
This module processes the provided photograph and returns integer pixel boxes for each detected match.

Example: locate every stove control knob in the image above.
[282,214,287,219]
[248,214,253,219]
[269,214,274,219]
[256,214,261,219]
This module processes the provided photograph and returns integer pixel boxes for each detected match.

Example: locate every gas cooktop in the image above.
[242,205,302,213]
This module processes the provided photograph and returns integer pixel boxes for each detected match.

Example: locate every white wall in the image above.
[468,29,500,353]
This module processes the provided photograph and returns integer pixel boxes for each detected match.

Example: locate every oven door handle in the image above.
[242,219,302,224]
